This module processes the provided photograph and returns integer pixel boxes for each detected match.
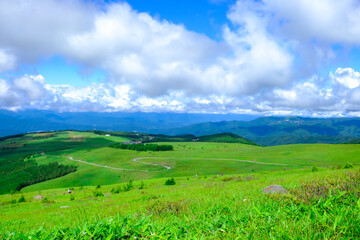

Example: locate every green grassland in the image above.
[1,167,360,239]
[1,131,360,238]
[1,130,360,193]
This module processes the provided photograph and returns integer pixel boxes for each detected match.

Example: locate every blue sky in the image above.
[1,0,360,116]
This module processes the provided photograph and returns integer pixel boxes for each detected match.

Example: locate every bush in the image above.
[165,178,176,185]
[93,190,104,197]
[139,181,145,189]
[18,195,25,203]
[96,184,101,189]
[70,195,75,201]
[312,166,319,172]
[344,163,353,169]
[123,180,133,192]
[111,186,122,194]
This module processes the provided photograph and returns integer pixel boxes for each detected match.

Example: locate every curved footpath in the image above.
[61,156,149,172]
[59,155,293,172]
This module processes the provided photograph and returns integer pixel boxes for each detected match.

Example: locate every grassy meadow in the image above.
[1,131,360,238]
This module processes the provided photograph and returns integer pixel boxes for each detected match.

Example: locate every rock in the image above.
[262,185,288,194]
[33,195,45,200]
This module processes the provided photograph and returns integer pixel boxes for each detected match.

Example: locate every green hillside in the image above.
[1,130,360,194]
[198,133,258,145]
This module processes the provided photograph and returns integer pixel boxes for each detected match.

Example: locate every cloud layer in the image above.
[0,0,360,116]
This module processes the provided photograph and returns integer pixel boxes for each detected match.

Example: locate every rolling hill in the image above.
[1,130,359,194]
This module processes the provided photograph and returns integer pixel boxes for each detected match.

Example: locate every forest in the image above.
[0,154,77,194]
[109,143,174,151]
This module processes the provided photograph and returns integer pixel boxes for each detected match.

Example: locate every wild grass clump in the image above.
[146,200,189,216]
[291,170,360,204]
[221,175,255,182]
[41,197,55,204]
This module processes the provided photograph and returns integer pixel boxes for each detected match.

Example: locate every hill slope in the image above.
[198,133,258,145]
[1,130,360,194]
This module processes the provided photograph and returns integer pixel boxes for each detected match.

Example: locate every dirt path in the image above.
[132,157,291,170]
[62,156,149,172]
[132,157,172,169]
[58,155,294,172]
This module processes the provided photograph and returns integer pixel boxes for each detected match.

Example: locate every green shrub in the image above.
[70,195,75,201]
[93,190,104,197]
[165,177,176,185]
[139,181,145,189]
[96,184,101,189]
[344,163,353,169]
[312,166,319,172]
[123,180,133,192]
[111,186,122,194]
[17,195,25,203]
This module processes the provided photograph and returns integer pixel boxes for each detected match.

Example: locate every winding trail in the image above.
[61,156,149,172]
[132,157,172,169]
[58,155,295,172]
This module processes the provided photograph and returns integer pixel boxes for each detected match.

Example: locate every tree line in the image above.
[0,154,77,194]
[110,143,173,151]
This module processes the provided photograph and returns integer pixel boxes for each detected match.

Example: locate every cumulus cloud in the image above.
[0,75,47,109]
[330,68,360,89]
[0,0,360,116]
[0,0,96,63]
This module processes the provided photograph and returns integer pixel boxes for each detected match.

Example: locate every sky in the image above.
[1,0,360,117]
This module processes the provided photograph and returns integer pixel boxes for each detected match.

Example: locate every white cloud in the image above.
[0,0,360,116]
[330,68,360,89]
[0,0,96,63]
[0,75,47,109]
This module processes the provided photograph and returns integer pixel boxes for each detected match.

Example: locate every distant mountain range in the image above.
[0,110,256,137]
[153,116,360,145]
[2,110,360,146]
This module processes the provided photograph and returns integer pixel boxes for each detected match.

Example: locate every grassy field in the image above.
[1,131,360,238]
[1,167,360,239]
[22,137,360,192]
